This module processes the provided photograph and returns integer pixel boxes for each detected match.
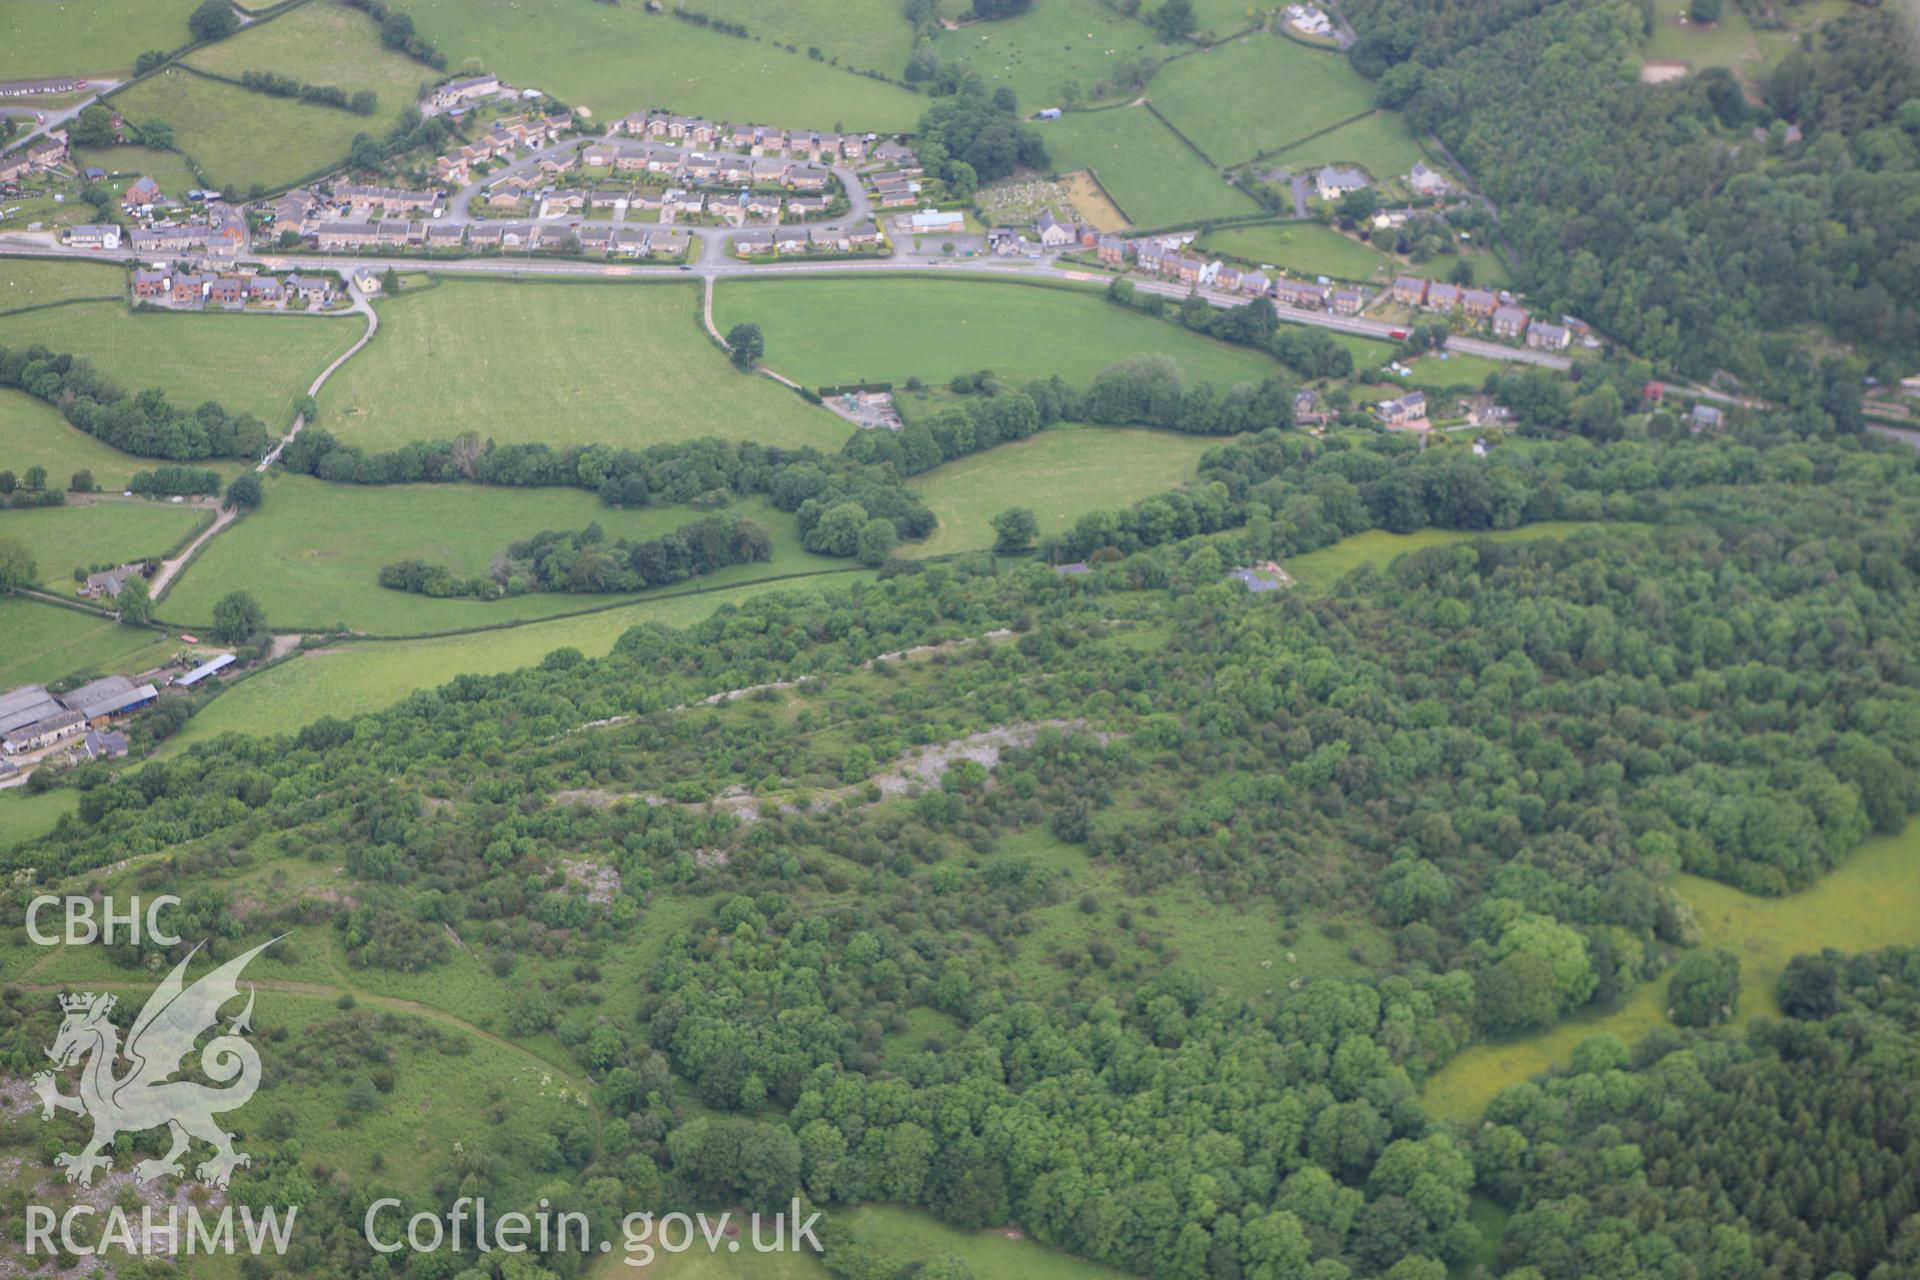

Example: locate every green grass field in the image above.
[1406,350,1505,393]
[0,298,359,428]
[0,497,206,591]
[0,597,178,688]
[108,67,380,193]
[0,0,201,78]
[0,389,246,492]
[162,474,847,633]
[1645,0,1766,78]
[70,144,202,201]
[1199,221,1394,281]
[1040,104,1260,228]
[1148,34,1375,167]
[390,0,923,130]
[933,0,1178,111]
[907,427,1214,557]
[1262,110,1431,186]
[1418,249,1512,290]
[1286,520,1628,592]
[697,0,916,78]
[186,0,437,107]
[319,279,844,453]
[0,789,77,850]
[714,277,1281,389]
[0,257,125,314]
[167,569,873,748]
[1423,820,1920,1121]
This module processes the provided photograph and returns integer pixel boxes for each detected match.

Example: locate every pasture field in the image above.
[389,0,922,130]
[0,256,124,313]
[1199,221,1394,281]
[0,788,76,851]
[1423,820,1920,1121]
[714,276,1281,389]
[696,0,915,78]
[186,0,437,106]
[0,389,245,493]
[163,475,844,633]
[1285,520,1630,592]
[0,299,359,427]
[1418,249,1513,289]
[1406,350,1506,391]
[838,1205,1134,1280]
[108,67,380,193]
[69,144,201,200]
[0,0,201,78]
[1148,34,1375,167]
[319,279,843,452]
[1263,109,1431,185]
[932,0,1178,111]
[1645,0,1766,78]
[0,498,206,591]
[166,569,874,748]
[0,597,178,689]
[906,427,1215,557]
[1040,105,1262,227]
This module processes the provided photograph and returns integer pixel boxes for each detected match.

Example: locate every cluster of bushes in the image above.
[129,466,223,497]
[238,71,377,115]
[669,7,750,37]
[380,514,773,599]
[0,344,270,461]
[340,0,445,67]
[0,467,64,508]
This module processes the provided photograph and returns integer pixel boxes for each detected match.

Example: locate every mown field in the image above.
[906,427,1215,557]
[389,0,923,130]
[1285,520,1626,592]
[697,0,915,79]
[162,474,845,633]
[108,67,381,193]
[0,257,125,313]
[0,597,178,688]
[1039,105,1261,228]
[185,0,437,108]
[1199,221,1394,281]
[1423,820,1920,1121]
[0,389,245,493]
[166,569,873,748]
[932,0,1177,111]
[0,0,200,78]
[0,298,359,427]
[319,279,843,452]
[69,144,201,200]
[1644,0,1767,77]
[0,788,76,850]
[1262,109,1432,185]
[1148,34,1376,167]
[0,498,206,591]
[713,277,1281,389]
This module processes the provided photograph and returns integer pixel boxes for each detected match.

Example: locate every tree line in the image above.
[0,344,270,461]
[379,514,773,598]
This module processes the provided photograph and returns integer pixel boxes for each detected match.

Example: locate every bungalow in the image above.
[582,142,621,167]
[908,208,965,234]
[207,275,247,307]
[1333,289,1367,316]
[736,231,775,258]
[775,226,810,254]
[336,184,440,214]
[498,222,542,250]
[466,223,506,248]
[811,227,849,253]
[709,193,747,225]
[876,187,917,210]
[426,221,466,249]
[745,193,782,219]
[1689,403,1724,433]
[536,191,584,219]
[786,194,829,218]
[1273,280,1333,310]
[1314,166,1369,201]
[63,223,120,250]
[80,564,145,599]
[1392,276,1429,306]
[123,175,161,209]
[536,154,575,177]
[629,189,666,212]
[1526,321,1570,351]
[717,157,754,184]
[1491,305,1529,339]
[315,220,380,250]
[650,228,691,258]
[576,224,614,253]
[1460,288,1498,321]
[132,269,169,299]
[845,223,882,248]
[1424,282,1461,312]
[169,273,209,304]
[1405,162,1451,196]
[666,189,703,215]
[682,154,720,183]
[603,226,646,256]
[788,165,830,191]
[1036,210,1074,248]
[871,139,916,168]
[1373,391,1428,426]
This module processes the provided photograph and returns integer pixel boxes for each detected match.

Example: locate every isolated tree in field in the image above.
[213,590,265,642]
[1668,948,1740,1026]
[70,470,95,494]
[379,11,416,48]
[134,120,174,151]
[135,50,169,74]
[188,0,239,43]
[71,104,116,147]
[1689,0,1722,22]
[382,267,401,294]
[117,576,153,625]
[349,90,379,116]
[23,466,46,491]
[726,323,765,370]
[1150,0,1197,38]
[225,473,263,510]
[0,538,34,593]
[856,517,897,567]
[991,507,1038,553]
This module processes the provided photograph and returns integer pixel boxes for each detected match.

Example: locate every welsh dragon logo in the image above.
[30,937,282,1189]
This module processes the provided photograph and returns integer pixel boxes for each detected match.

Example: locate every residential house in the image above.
[1134,239,1165,275]
[1373,391,1428,426]
[274,188,316,231]
[775,226,810,255]
[131,225,200,255]
[682,154,720,183]
[1424,282,1461,312]
[841,136,867,162]
[1405,162,1451,196]
[536,191,584,220]
[1333,288,1367,316]
[169,273,209,305]
[736,231,774,258]
[286,274,333,305]
[75,729,130,762]
[871,140,915,167]
[576,224,614,254]
[727,123,759,150]
[63,223,120,250]
[123,175,161,209]
[845,223,882,249]
[132,269,169,299]
[582,142,621,167]
[315,220,380,250]
[907,208,964,234]
[786,194,829,217]
[206,202,247,257]
[4,710,86,755]
[709,193,747,225]
[1096,235,1126,266]
[1392,276,1429,306]
[810,227,849,253]
[1314,166,1368,201]
[1294,389,1326,426]
[0,153,30,183]
[717,157,753,184]
[744,193,781,219]
[1491,305,1529,339]
[1273,280,1333,310]
[628,189,666,213]
[80,564,145,599]
[666,189,703,215]
[247,275,285,304]
[610,227,652,256]
[1215,266,1243,294]
[1459,288,1498,320]
[426,221,466,250]
[788,165,830,190]
[432,155,469,184]
[752,158,792,185]
[375,220,421,247]
[207,275,247,307]
[817,132,842,159]
[26,134,66,170]
[651,229,691,258]
[1689,403,1724,433]
[1525,321,1569,351]
[430,74,500,110]
[1035,210,1073,248]
[1240,271,1270,297]
[336,184,440,214]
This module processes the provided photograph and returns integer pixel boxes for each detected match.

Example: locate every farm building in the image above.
[175,654,237,688]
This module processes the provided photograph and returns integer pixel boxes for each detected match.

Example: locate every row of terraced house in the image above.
[430,111,575,185]
[1106,235,1370,315]
[1390,276,1581,351]
[132,267,337,309]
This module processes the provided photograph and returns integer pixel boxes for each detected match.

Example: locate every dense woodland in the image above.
[6,422,1919,1278]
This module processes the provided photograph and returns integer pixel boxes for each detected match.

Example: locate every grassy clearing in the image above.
[0,257,125,313]
[1149,34,1375,167]
[696,0,916,78]
[1418,249,1513,290]
[163,474,844,633]
[0,789,77,850]
[0,498,205,591]
[0,597,178,688]
[108,67,379,193]
[838,1205,1132,1280]
[1040,105,1261,228]
[0,0,201,78]
[71,144,201,199]
[0,299,359,427]
[186,0,437,105]
[1405,351,1505,393]
[1263,109,1431,184]
[1423,821,1920,1121]
[0,389,245,492]
[1645,0,1766,78]
[906,427,1214,557]
[391,0,923,130]
[166,569,874,748]
[1285,521,1632,592]
[319,279,843,452]
[1199,221,1394,281]
[933,0,1178,111]
[715,276,1280,389]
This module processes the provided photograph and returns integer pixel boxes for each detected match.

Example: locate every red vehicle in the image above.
[1387,328,1409,340]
